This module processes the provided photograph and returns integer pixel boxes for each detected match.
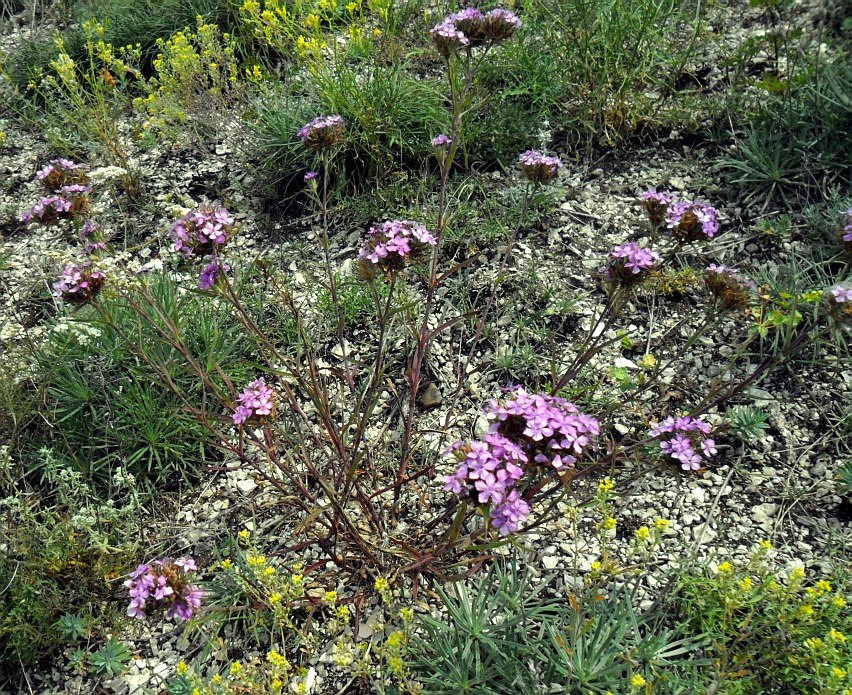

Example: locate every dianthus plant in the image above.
[125,557,203,620]
[444,389,599,534]
[649,416,716,471]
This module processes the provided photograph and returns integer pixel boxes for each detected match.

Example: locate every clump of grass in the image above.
[22,272,259,488]
[718,57,852,210]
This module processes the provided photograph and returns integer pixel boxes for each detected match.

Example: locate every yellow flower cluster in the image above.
[133,19,240,136]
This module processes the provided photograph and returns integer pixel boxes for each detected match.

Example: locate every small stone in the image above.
[236,478,258,495]
[420,383,443,409]
[543,555,559,570]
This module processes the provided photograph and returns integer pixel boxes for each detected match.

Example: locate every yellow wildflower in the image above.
[816,580,832,593]
[177,661,189,675]
[212,674,222,684]
[791,567,806,581]
[638,353,657,369]
[230,660,244,676]
[375,576,390,592]
[238,529,251,543]
[324,590,338,604]
[603,516,617,531]
[631,674,647,688]
[738,577,753,591]
[597,477,615,494]
[828,629,847,642]
[718,562,733,574]
[832,667,848,679]
[635,526,651,541]
[220,559,233,570]
[759,540,772,549]
[267,650,290,669]
[833,595,847,608]
[653,518,670,531]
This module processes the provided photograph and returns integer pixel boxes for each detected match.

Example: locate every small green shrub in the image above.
[75,0,236,71]
[674,548,851,694]
[0,447,137,675]
[414,559,709,694]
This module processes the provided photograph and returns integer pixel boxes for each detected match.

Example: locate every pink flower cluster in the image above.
[639,189,720,240]
[125,557,203,621]
[432,134,452,147]
[233,377,276,425]
[704,264,757,310]
[666,201,720,240]
[706,264,756,287]
[431,7,521,56]
[22,195,72,223]
[610,242,659,276]
[199,258,230,290]
[641,189,674,225]
[297,115,345,149]
[36,158,86,191]
[360,219,437,271]
[518,150,562,184]
[444,388,599,535]
[649,415,716,471]
[53,262,106,302]
[172,205,234,258]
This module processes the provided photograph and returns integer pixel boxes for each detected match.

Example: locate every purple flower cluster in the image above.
[233,377,276,425]
[843,208,852,244]
[641,189,674,225]
[53,262,106,303]
[297,115,345,150]
[705,264,757,309]
[444,388,599,535]
[22,195,72,224]
[36,158,86,191]
[667,201,720,241]
[518,150,562,184]
[609,242,659,278]
[639,189,720,240]
[125,558,203,621]
[649,415,716,471]
[432,134,452,147]
[360,219,437,271]
[829,284,852,321]
[831,285,852,303]
[172,205,234,258]
[199,258,230,290]
[431,7,521,56]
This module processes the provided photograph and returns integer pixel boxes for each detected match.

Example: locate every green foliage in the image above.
[250,89,318,201]
[88,637,132,677]
[674,549,851,694]
[725,405,771,443]
[58,613,89,642]
[0,30,86,103]
[413,558,709,693]
[504,0,701,149]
